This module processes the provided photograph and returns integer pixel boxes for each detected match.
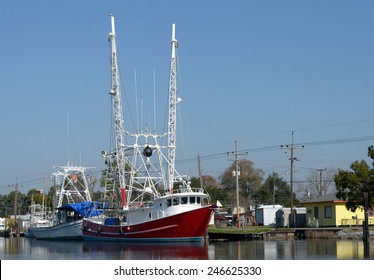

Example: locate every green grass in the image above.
[208,226,273,235]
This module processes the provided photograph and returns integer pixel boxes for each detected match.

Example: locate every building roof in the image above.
[257,204,283,209]
[302,193,345,204]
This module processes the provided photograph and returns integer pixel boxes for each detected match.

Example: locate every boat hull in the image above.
[31,220,83,240]
[24,229,35,238]
[82,205,214,242]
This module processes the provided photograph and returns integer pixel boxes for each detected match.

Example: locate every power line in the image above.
[177,135,374,165]
[2,135,373,193]
[299,135,374,147]
[294,118,374,133]
[183,118,374,153]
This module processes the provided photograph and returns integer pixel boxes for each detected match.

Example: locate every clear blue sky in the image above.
[1,0,373,194]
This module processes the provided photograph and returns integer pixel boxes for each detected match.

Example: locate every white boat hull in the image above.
[31,220,83,240]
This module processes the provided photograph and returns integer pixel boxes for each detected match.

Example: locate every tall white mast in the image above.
[167,24,178,192]
[108,14,127,206]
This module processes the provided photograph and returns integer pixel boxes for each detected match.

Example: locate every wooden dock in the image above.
[208,231,264,241]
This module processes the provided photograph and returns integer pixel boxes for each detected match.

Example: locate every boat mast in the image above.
[108,14,127,207]
[167,24,178,193]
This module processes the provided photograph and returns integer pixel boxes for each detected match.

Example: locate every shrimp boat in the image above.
[30,165,101,240]
[82,15,215,242]
[24,202,52,238]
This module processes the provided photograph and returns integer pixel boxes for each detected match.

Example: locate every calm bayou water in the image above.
[1,237,374,260]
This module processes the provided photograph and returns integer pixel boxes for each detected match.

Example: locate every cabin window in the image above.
[324,206,332,219]
[173,198,179,205]
[167,199,172,207]
[181,197,188,204]
[67,211,74,217]
[197,197,201,204]
[190,197,196,204]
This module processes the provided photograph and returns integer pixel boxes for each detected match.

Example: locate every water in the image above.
[1,237,374,260]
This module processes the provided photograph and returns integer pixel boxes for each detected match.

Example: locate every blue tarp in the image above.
[57,201,105,217]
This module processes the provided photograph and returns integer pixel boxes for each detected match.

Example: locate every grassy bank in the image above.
[208,226,273,235]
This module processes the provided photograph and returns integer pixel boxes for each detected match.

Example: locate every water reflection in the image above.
[82,241,210,260]
[1,237,373,260]
[0,238,209,260]
[210,239,374,260]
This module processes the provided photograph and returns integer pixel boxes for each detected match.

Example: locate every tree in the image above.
[259,172,295,206]
[5,190,27,216]
[298,168,336,200]
[0,194,12,217]
[220,159,263,209]
[190,175,228,206]
[335,146,374,211]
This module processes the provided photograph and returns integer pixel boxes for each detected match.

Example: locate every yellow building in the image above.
[303,193,374,227]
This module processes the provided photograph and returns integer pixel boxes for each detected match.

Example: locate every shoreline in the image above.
[208,226,374,241]
[334,228,374,239]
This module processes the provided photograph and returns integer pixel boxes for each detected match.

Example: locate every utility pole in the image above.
[316,168,327,197]
[363,192,370,258]
[235,141,240,227]
[198,155,204,190]
[273,177,276,208]
[12,178,19,237]
[227,140,247,228]
[281,131,304,227]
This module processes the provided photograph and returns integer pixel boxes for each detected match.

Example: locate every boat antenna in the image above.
[67,112,70,166]
[134,68,139,133]
[153,70,156,133]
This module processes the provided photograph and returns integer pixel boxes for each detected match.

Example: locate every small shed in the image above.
[276,207,306,227]
[214,212,230,227]
[255,205,282,226]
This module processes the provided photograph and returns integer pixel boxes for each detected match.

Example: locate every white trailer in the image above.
[255,205,283,226]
